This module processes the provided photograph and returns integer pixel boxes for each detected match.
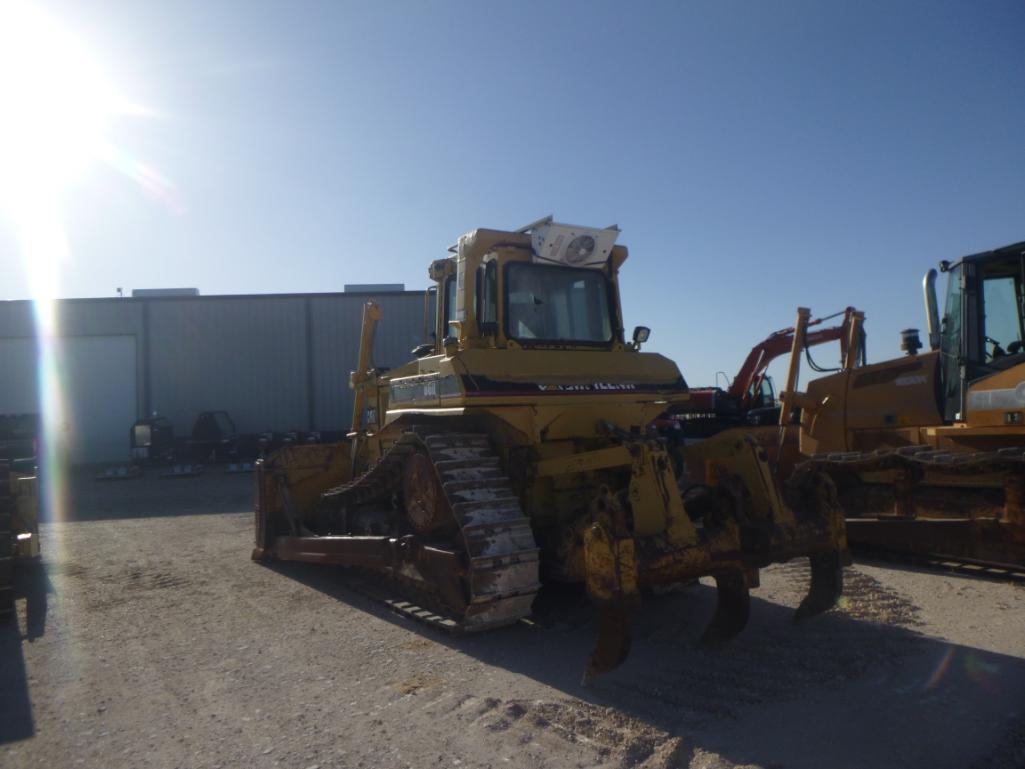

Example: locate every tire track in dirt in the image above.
[415,693,691,768]
[602,561,924,727]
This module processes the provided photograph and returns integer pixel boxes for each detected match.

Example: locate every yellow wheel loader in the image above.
[253,218,848,678]
[785,240,1025,571]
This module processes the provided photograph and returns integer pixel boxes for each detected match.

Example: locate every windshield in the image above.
[506,263,613,344]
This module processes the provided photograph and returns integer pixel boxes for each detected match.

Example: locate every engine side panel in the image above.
[800,352,943,455]
[964,361,1025,428]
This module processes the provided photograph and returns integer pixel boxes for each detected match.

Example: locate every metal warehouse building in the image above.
[0,289,431,462]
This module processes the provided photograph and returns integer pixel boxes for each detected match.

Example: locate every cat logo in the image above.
[537,383,639,392]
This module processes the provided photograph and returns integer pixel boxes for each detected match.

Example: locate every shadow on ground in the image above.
[0,563,54,745]
[263,558,1025,769]
[55,466,254,522]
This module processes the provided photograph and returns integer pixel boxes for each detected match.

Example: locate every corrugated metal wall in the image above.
[0,291,431,459]
[148,297,310,433]
[0,299,145,337]
[310,293,431,429]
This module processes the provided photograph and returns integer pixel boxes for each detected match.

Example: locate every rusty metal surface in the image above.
[403,451,446,533]
[577,444,848,680]
[700,572,751,645]
[801,445,1025,569]
[267,430,541,633]
[272,534,401,568]
[845,517,1025,566]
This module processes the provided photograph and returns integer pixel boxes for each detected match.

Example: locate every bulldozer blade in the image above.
[700,571,750,646]
[795,551,843,622]
[582,606,632,685]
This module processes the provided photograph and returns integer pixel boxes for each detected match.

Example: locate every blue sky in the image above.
[1,1,1023,387]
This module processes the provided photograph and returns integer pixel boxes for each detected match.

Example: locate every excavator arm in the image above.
[730,306,863,411]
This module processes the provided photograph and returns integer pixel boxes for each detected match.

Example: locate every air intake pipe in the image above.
[900,328,922,356]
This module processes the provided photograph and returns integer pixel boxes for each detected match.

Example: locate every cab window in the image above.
[982,275,1024,359]
[443,275,458,339]
[477,261,498,335]
[751,377,776,409]
[505,263,612,344]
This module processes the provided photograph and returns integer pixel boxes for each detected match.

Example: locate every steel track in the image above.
[803,444,1025,474]
[320,429,541,632]
[852,547,1025,584]
[796,445,1025,583]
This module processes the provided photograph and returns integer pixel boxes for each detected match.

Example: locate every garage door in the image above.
[0,336,138,463]
[0,338,37,414]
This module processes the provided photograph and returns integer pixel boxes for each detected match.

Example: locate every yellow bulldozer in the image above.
[0,462,40,618]
[783,240,1025,571]
[253,218,848,679]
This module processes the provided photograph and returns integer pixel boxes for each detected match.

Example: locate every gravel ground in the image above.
[2,469,1023,769]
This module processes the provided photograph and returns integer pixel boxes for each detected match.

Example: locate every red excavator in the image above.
[662,307,865,441]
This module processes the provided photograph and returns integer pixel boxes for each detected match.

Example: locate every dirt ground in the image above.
[2,469,1024,769]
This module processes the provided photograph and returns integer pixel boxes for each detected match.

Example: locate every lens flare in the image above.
[0,3,171,537]
[0,2,117,533]
[924,645,955,690]
[964,652,1001,693]
[923,645,1002,694]
[100,143,183,214]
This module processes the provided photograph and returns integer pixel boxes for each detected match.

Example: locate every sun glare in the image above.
[0,1,127,201]
[0,2,137,535]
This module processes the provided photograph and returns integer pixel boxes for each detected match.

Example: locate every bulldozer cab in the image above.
[935,242,1025,421]
[429,217,630,354]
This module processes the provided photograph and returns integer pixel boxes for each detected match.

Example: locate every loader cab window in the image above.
[942,258,1025,420]
[981,274,1025,361]
[940,265,963,420]
[443,275,458,339]
[940,265,962,363]
[505,263,613,345]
